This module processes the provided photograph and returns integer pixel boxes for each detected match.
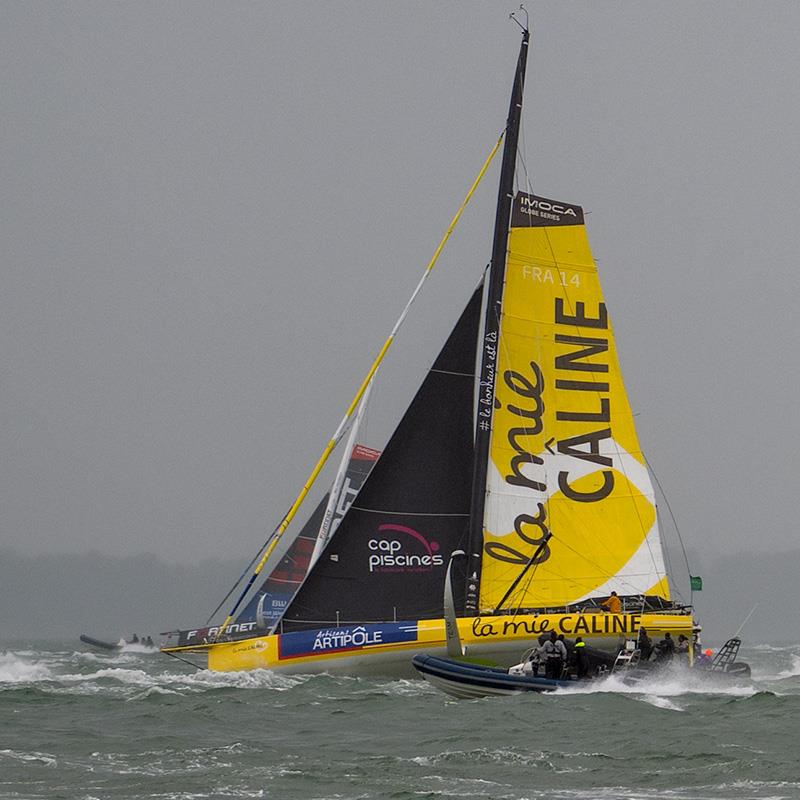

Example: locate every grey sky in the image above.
[3,2,799,573]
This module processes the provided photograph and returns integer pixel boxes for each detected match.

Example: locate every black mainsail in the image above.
[280,285,483,630]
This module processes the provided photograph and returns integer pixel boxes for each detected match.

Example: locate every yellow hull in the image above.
[165,612,694,677]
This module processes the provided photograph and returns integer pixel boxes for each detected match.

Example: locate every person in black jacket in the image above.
[655,632,675,663]
[638,628,653,662]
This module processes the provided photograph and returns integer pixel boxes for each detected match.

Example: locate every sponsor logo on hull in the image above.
[178,621,259,647]
[277,622,419,660]
[468,613,647,640]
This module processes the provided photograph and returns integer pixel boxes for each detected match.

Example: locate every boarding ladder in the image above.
[611,640,641,674]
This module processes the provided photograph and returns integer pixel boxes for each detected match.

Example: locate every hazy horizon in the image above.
[1,544,795,645]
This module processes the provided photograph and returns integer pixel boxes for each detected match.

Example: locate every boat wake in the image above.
[542,644,800,703]
[551,669,759,706]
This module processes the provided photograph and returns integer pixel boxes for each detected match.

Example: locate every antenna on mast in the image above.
[510,5,529,34]
[734,603,759,638]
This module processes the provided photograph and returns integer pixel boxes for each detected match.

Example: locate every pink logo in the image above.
[368,524,444,573]
[377,524,440,555]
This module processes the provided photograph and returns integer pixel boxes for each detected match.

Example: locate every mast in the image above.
[464,27,530,614]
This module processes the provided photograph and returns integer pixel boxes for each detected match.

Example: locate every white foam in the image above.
[126,685,181,701]
[552,667,757,699]
[635,694,684,711]
[412,746,566,770]
[72,651,109,664]
[70,649,160,671]
[0,748,57,768]
[746,643,798,652]
[53,663,306,698]
[0,652,54,683]
[721,779,800,793]
[770,653,800,680]
[58,667,156,685]
[178,667,305,691]
[118,643,159,654]
[1,644,320,699]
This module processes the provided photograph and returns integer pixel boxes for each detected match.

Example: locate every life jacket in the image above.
[542,640,557,659]
[548,640,566,660]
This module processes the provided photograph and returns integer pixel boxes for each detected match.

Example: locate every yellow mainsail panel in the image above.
[479,193,669,611]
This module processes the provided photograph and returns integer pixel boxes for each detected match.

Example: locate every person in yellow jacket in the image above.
[600,591,621,614]
[573,636,589,678]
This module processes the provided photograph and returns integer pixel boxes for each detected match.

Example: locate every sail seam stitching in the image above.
[349,506,469,517]
[429,368,475,377]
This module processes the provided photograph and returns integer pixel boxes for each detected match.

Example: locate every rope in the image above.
[644,453,693,605]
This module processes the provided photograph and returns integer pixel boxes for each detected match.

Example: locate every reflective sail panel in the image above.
[479,193,669,611]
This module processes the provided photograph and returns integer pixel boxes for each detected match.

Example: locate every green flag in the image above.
[690,575,703,591]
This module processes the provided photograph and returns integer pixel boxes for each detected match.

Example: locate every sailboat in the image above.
[162,19,699,676]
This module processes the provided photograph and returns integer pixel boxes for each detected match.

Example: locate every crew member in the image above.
[655,632,675,663]
[540,634,555,677]
[638,628,653,662]
[573,636,589,679]
[695,648,713,667]
[545,631,567,680]
[600,591,621,614]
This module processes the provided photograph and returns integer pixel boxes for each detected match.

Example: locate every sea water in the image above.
[1,641,799,800]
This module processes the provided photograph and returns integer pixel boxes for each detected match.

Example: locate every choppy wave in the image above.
[0,651,54,683]
[776,654,800,679]
[0,748,58,768]
[0,646,461,704]
[752,651,800,681]
[0,652,306,699]
[3,641,799,701]
[2,641,799,800]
